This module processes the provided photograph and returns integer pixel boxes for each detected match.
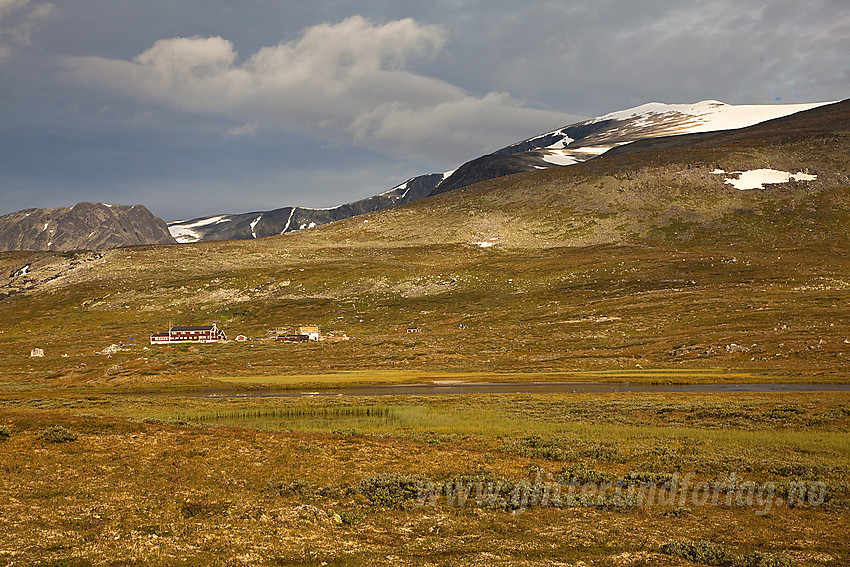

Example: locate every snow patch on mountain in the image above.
[380,181,408,197]
[472,237,499,248]
[540,150,579,166]
[11,264,30,278]
[250,215,262,239]
[512,100,834,164]
[592,100,832,134]
[712,168,818,190]
[169,215,232,243]
[545,136,575,150]
[281,208,296,234]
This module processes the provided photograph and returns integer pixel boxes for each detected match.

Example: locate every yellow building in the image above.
[299,326,320,341]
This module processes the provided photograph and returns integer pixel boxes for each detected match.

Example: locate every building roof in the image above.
[171,325,215,332]
[151,332,169,337]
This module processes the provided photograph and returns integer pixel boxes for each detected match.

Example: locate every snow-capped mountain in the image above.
[493,100,830,166]
[170,100,833,242]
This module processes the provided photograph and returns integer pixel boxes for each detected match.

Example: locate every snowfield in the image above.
[514,100,834,176]
[249,215,262,239]
[590,100,832,133]
[540,150,579,166]
[711,168,818,190]
[168,215,232,243]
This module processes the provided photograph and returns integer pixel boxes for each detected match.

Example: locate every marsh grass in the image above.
[185,401,850,459]
[138,393,850,495]
[184,406,397,432]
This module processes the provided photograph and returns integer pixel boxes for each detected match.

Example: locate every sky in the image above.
[1,0,848,222]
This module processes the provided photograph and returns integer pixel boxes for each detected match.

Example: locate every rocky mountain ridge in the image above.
[0,202,175,252]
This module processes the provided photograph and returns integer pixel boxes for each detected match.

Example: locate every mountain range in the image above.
[0,99,836,252]
[167,99,830,243]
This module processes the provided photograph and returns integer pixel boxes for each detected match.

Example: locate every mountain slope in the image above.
[0,202,175,252]
[290,99,850,250]
[172,100,832,241]
[429,100,830,195]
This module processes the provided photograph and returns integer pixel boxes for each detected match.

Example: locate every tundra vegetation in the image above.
[0,390,847,565]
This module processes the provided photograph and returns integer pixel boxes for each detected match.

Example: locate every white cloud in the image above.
[0,0,54,65]
[63,15,581,163]
[349,91,576,161]
[226,122,259,138]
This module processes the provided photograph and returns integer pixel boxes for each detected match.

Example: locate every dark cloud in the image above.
[0,0,847,221]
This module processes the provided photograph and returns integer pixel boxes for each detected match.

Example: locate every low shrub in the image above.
[180,500,231,518]
[737,552,795,567]
[0,425,10,440]
[768,461,824,480]
[558,464,617,484]
[338,509,365,525]
[142,417,189,426]
[623,471,676,485]
[266,478,313,496]
[316,484,356,499]
[660,539,735,565]
[38,425,77,444]
[660,540,795,567]
[357,473,427,508]
[332,428,362,438]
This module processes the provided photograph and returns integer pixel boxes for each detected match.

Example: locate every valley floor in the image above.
[1,387,848,566]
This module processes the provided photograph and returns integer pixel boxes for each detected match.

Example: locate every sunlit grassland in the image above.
[212,368,757,389]
[175,401,850,458]
[2,236,849,387]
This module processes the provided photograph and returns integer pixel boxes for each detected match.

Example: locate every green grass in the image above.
[173,401,850,458]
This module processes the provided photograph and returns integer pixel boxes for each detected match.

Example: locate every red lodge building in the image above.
[150,324,226,344]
